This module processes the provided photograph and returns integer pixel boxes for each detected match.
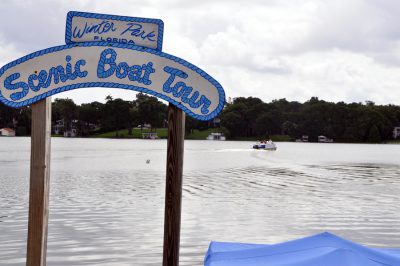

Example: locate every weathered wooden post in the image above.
[26,98,52,266]
[163,104,185,266]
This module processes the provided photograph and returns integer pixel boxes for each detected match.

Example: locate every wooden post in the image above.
[163,103,185,266]
[26,98,52,266]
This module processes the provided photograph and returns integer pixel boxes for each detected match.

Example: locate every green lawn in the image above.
[92,128,168,139]
[185,129,216,140]
[234,134,292,142]
[93,128,222,140]
[386,140,400,144]
[90,129,292,141]
[269,135,292,142]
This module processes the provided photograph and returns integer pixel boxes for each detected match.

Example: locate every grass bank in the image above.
[92,128,168,139]
[234,134,292,142]
[91,128,222,140]
[90,129,292,141]
[186,129,217,140]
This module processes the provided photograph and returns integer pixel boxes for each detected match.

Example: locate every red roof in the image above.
[1,128,14,132]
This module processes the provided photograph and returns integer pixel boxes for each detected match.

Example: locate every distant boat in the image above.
[318,135,334,143]
[252,140,277,150]
[295,135,308,142]
[142,132,158,139]
[206,132,226,141]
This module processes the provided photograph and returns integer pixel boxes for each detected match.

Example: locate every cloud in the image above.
[0,0,400,105]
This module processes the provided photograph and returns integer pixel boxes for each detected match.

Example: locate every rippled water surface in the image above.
[1,137,400,265]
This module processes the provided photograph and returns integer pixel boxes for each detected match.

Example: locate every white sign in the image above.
[0,43,225,121]
[66,11,164,51]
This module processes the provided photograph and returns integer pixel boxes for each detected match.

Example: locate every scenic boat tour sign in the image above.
[1,11,226,266]
[66,11,164,51]
[0,42,225,120]
[0,11,225,121]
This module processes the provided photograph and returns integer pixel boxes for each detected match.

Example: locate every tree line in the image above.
[219,97,400,142]
[0,93,168,137]
[1,95,400,142]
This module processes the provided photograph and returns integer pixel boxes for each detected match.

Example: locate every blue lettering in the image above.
[116,62,129,79]
[120,23,156,42]
[37,70,48,87]
[97,36,136,45]
[74,60,88,78]
[3,73,29,101]
[49,66,68,84]
[97,48,154,85]
[141,62,155,85]
[72,20,116,39]
[28,73,40,91]
[4,56,87,101]
[128,65,142,82]
[163,66,211,114]
[97,48,117,78]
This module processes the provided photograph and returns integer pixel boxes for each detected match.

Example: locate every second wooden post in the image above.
[26,98,52,266]
[162,103,185,266]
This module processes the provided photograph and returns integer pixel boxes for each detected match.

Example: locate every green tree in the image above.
[52,98,78,133]
[367,125,381,143]
[78,101,104,135]
[103,97,134,137]
[136,93,167,131]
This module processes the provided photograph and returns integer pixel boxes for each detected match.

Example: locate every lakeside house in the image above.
[393,126,400,139]
[64,128,78,137]
[53,119,78,137]
[0,128,15,137]
[53,120,65,135]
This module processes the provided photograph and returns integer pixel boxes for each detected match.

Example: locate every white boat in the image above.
[206,132,226,141]
[318,135,333,143]
[252,140,277,150]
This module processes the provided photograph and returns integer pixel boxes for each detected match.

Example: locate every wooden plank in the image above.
[26,98,52,266]
[163,104,185,266]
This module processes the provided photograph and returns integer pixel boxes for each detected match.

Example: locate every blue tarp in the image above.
[204,232,400,266]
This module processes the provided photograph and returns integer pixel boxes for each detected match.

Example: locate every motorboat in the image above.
[252,140,277,150]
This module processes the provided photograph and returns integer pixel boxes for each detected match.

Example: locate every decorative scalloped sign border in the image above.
[66,11,164,51]
[0,42,225,121]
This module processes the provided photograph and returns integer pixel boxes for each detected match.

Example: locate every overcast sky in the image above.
[1,0,400,105]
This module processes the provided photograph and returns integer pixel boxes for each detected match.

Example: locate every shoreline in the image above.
[4,135,399,144]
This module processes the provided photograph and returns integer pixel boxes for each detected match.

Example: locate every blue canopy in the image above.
[204,232,400,266]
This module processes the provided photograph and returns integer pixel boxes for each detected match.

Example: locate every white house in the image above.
[64,128,77,137]
[393,126,400,139]
[0,128,16,137]
[53,120,65,135]
[53,119,79,137]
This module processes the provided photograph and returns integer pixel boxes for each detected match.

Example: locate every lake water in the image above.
[1,137,399,265]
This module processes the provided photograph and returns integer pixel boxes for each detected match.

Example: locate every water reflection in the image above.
[0,138,399,265]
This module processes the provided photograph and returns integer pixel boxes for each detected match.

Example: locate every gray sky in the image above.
[1,0,400,105]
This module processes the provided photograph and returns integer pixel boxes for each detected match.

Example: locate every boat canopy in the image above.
[204,232,400,266]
